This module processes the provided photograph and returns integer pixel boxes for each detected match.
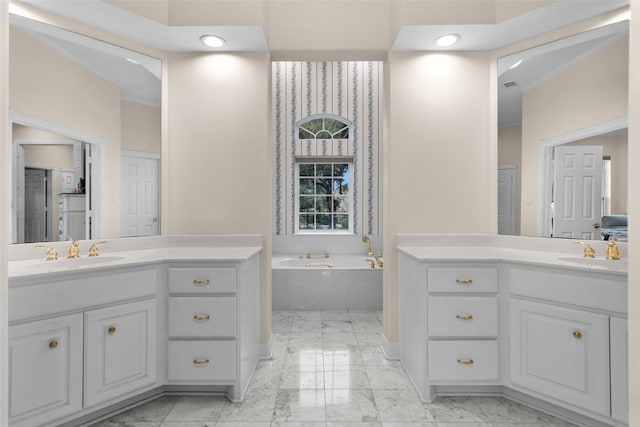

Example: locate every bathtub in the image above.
[272,254,382,310]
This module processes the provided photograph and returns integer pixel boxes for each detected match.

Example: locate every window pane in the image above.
[334,194,349,212]
[333,163,349,177]
[316,196,332,212]
[300,164,315,177]
[333,179,348,194]
[316,178,332,194]
[317,164,332,176]
[300,178,315,195]
[299,214,314,230]
[334,214,349,230]
[300,196,315,212]
[317,214,330,229]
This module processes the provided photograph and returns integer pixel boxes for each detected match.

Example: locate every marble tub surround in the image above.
[93,310,573,427]
[397,234,627,274]
[8,234,263,278]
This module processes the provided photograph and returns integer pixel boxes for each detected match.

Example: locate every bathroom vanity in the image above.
[397,235,628,427]
[7,235,261,427]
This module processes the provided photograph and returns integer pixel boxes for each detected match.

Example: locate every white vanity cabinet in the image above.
[8,314,83,427]
[610,317,628,424]
[84,298,158,407]
[166,259,260,402]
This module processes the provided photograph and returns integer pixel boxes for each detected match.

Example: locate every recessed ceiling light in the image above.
[434,34,460,48]
[200,35,226,48]
[126,57,141,65]
[509,59,524,70]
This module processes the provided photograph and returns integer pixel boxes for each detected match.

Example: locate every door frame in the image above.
[538,116,627,237]
[9,110,104,243]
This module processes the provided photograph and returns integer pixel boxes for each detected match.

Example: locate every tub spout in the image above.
[362,236,373,256]
[373,251,383,268]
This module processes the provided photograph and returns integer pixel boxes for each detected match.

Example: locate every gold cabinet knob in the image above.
[193,314,210,321]
[455,279,473,285]
[456,314,474,321]
[457,359,474,365]
[49,340,58,349]
[108,326,116,335]
[573,331,582,339]
[193,279,210,285]
[193,359,210,366]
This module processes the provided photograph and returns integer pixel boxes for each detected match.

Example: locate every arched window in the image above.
[297,116,350,140]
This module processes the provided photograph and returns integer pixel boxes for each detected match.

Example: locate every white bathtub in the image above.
[272,254,382,310]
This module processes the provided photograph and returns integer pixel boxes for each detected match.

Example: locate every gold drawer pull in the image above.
[455,279,473,285]
[456,314,474,321]
[306,253,330,259]
[573,331,582,339]
[108,326,116,335]
[457,359,474,365]
[193,359,210,366]
[193,314,210,321]
[49,340,58,349]
[193,279,210,285]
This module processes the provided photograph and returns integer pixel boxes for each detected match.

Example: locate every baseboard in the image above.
[380,334,401,360]
[259,334,274,360]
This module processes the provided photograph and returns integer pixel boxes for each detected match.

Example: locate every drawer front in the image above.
[169,297,236,338]
[428,296,498,337]
[428,267,497,294]
[168,341,236,382]
[428,340,499,382]
[168,268,237,294]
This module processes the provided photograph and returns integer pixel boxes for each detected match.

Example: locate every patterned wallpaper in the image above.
[272,61,383,236]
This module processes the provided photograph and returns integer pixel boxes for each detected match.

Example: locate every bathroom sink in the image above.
[28,256,125,272]
[557,257,627,270]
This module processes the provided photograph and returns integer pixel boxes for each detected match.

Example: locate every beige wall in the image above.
[9,26,123,237]
[1,1,8,423]
[498,125,522,234]
[520,36,628,235]
[384,51,494,341]
[121,100,161,154]
[166,52,272,341]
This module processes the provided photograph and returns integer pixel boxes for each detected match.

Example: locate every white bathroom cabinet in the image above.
[398,250,628,427]
[84,298,158,407]
[8,314,83,427]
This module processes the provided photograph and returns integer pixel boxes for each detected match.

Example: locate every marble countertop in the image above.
[397,234,627,275]
[9,235,263,280]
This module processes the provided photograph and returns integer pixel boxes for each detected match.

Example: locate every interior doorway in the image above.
[24,167,52,243]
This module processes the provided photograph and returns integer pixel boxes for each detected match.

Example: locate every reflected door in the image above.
[24,168,49,243]
[553,145,603,239]
[121,153,159,237]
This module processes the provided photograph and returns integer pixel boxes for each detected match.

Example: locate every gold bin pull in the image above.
[457,359,474,365]
[456,314,474,321]
[573,331,583,339]
[306,253,330,259]
[193,314,210,321]
[455,279,473,285]
[49,340,58,349]
[193,359,210,366]
[193,279,210,285]
[108,326,116,335]
[305,263,333,268]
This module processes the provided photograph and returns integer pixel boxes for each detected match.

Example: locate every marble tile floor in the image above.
[93,310,574,427]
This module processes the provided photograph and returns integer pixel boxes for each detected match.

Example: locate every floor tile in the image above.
[107,396,179,422]
[162,396,227,422]
[272,389,326,422]
[217,389,278,422]
[324,364,371,389]
[373,389,432,423]
[366,364,415,390]
[250,361,285,389]
[279,364,325,389]
[325,389,380,422]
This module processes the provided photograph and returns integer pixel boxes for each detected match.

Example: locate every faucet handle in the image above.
[67,240,80,259]
[574,241,596,258]
[88,241,107,257]
[606,238,620,260]
[35,244,58,261]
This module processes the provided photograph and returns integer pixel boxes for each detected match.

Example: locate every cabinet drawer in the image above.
[428,340,499,382]
[169,297,236,338]
[168,268,236,294]
[168,341,236,382]
[428,296,498,337]
[428,267,497,293]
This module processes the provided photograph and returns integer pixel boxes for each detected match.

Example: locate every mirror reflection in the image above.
[9,14,161,243]
[497,21,629,241]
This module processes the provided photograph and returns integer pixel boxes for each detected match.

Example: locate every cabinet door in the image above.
[509,298,610,416]
[610,317,628,424]
[9,314,83,427]
[84,299,157,407]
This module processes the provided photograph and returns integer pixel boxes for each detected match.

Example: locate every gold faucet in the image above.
[88,241,107,257]
[575,241,596,258]
[606,238,621,260]
[67,241,80,258]
[35,244,58,261]
[362,236,373,256]
[373,251,384,268]
[367,259,376,269]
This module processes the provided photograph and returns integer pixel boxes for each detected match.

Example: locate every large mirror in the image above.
[497,20,629,241]
[9,14,161,243]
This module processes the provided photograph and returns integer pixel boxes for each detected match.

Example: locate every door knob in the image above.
[593,223,601,229]
[152,217,158,223]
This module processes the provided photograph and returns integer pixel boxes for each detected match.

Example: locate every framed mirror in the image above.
[497,20,629,241]
[9,13,161,243]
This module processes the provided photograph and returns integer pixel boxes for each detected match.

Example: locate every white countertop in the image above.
[8,235,263,280]
[397,234,627,275]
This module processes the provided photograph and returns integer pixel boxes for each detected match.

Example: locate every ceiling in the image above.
[9,0,630,109]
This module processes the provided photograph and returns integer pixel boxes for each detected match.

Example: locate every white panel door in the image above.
[553,145,603,239]
[24,168,47,243]
[498,166,516,235]
[121,154,160,237]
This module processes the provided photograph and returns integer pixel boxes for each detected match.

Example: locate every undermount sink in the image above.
[29,256,124,272]
[557,256,628,270]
